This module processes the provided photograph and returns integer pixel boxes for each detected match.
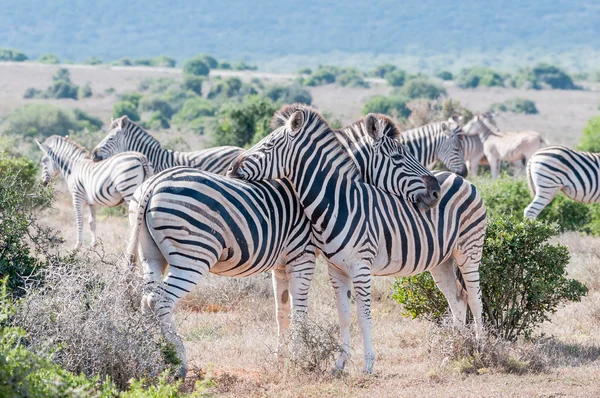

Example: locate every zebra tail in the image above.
[142,156,154,180]
[526,157,535,197]
[125,184,154,268]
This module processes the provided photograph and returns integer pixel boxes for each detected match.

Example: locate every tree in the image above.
[37,53,60,64]
[385,69,407,87]
[362,95,411,118]
[0,48,28,62]
[578,116,600,153]
[372,64,397,78]
[456,66,505,88]
[183,57,210,76]
[263,84,312,105]
[398,78,447,100]
[195,54,218,69]
[112,101,140,122]
[182,75,204,96]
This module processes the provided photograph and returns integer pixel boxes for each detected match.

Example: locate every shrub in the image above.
[182,75,204,96]
[195,54,218,69]
[47,80,79,99]
[372,64,397,78]
[139,96,174,119]
[263,84,312,105]
[78,83,93,99]
[393,216,587,340]
[385,69,407,87]
[397,78,447,100]
[218,61,232,70]
[0,155,38,188]
[456,66,505,88]
[0,48,28,62]
[37,53,60,64]
[297,67,312,75]
[300,66,337,86]
[436,71,453,80]
[23,87,43,99]
[232,61,257,71]
[84,56,103,65]
[112,100,140,122]
[393,272,448,321]
[577,115,600,152]
[210,95,277,148]
[362,95,411,118]
[112,57,133,66]
[145,111,171,129]
[337,68,369,88]
[490,98,538,114]
[138,77,179,93]
[119,92,143,108]
[183,57,210,76]
[0,104,102,138]
[207,77,257,100]
[152,55,177,67]
[515,63,578,90]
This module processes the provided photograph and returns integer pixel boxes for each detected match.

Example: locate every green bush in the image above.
[139,96,174,119]
[232,60,257,71]
[112,57,133,66]
[0,104,102,138]
[207,77,257,101]
[83,56,103,65]
[362,95,411,118]
[263,84,312,105]
[393,216,587,340]
[297,67,312,75]
[372,64,397,78]
[37,53,60,64]
[0,48,28,62]
[47,80,79,99]
[456,66,505,88]
[172,97,216,133]
[218,61,232,70]
[397,78,446,99]
[183,57,210,76]
[112,101,140,122]
[490,98,538,114]
[336,68,369,88]
[151,55,176,67]
[77,83,93,99]
[300,66,338,86]
[119,92,143,108]
[577,115,600,152]
[182,75,204,96]
[23,88,43,99]
[25,68,84,100]
[515,63,578,90]
[195,54,218,69]
[436,71,453,80]
[385,69,407,87]
[210,95,277,148]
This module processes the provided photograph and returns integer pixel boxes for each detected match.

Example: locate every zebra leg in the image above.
[489,157,501,179]
[524,187,559,219]
[429,260,468,324]
[272,267,291,352]
[352,268,375,374]
[454,241,484,337]
[139,224,168,312]
[88,205,97,247]
[287,249,316,359]
[328,264,352,371]
[72,195,85,249]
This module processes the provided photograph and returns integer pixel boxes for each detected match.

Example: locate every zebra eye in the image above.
[391,153,403,162]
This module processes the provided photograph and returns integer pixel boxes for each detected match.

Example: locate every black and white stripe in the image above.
[91,116,243,174]
[461,133,486,176]
[400,120,468,177]
[37,135,152,248]
[230,105,487,374]
[525,146,600,218]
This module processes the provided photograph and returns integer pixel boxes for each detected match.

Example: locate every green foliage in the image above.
[337,69,369,88]
[211,95,277,148]
[385,69,407,87]
[372,64,397,78]
[112,57,133,66]
[217,61,232,70]
[112,101,140,122]
[172,98,216,134]
[138,77,179,93]
[393,216,587,340]
[119,92,143,108]
[151,55,177,67]
[183,57,210,76]
[23,88,43,99]
[24,68,85,100]
[77,83,93,99]
[47,80,79,99]
[577,116,600,152]
[83,56,103,65]
[436,71,453,80]
[207,77,257,101]
[456,66,505,88]
[195,54,218,69]
[0,104,102,138]
[0,155,38,189]
[139,96,174,119]
[396,77,446,99]
[297,67,312,75]
[144,112,170,130]
[362,95,411,118]
[0,48,27,62]
[300,66,337,86]
[37,53,60,64]
[515,63,579,90]
[182,75,204,96]
[490,98,538,114]
[263,84,312,105]
[232,60,257,70]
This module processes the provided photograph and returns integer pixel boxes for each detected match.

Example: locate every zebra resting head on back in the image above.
[37,136,152,248]
[230,104,486,374]
[229,108,441,209]
[400,118,468,177]
[91,115,243,174]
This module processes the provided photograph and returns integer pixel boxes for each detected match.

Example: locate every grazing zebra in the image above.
[400,119,468,177]
[91,116,243,174]
[466,113,546,179]
[525,146,600,218]
[229,104,487,374]
[36,136,152,248]
[125,113,437,378]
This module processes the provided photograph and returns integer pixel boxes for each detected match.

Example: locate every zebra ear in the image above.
[365,113,380,141]
[118,115,130,129]
[440,122,451,135]
[287,110,304,136]
[36,140,48,154]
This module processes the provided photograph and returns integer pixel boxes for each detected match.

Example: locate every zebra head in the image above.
[91,116,131,162]
[36,140,59,187]
[363,114,441,209]
[465,113,499,139]
[437,121,468,177]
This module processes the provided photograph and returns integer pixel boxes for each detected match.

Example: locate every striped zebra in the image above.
[400,119,468,177]
[525,146,600,218]
[466,113,546,179]
[461,133,486,176]
[229,104,487,374]
[36,136,152,248]
[125,113,438,378]
[91,116,243,174]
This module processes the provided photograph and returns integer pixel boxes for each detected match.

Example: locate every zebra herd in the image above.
[37,104,593,378]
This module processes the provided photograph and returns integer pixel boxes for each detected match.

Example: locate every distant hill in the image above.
[1,0,599,71]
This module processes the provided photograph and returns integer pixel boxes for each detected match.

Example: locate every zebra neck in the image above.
[51,151,88,179]
[401,129,442,168]
[143,139,180,172]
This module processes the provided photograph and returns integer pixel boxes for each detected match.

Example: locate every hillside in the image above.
[1,1,599,71]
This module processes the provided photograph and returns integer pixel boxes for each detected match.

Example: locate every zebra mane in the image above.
[477,114,502,135]
[342,113,401,141]
[43,135,91,159]
[109,115,162,148]
[270,103,328,129]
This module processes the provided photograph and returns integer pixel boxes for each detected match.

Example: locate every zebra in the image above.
[36,135,153,248]
[229,104,487,374]
[91,115,243,174]
[465,113,546,179]
[525,146,600,218]
[461,133,486,176]
[124,113,438,378]
[400,119,468,177]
